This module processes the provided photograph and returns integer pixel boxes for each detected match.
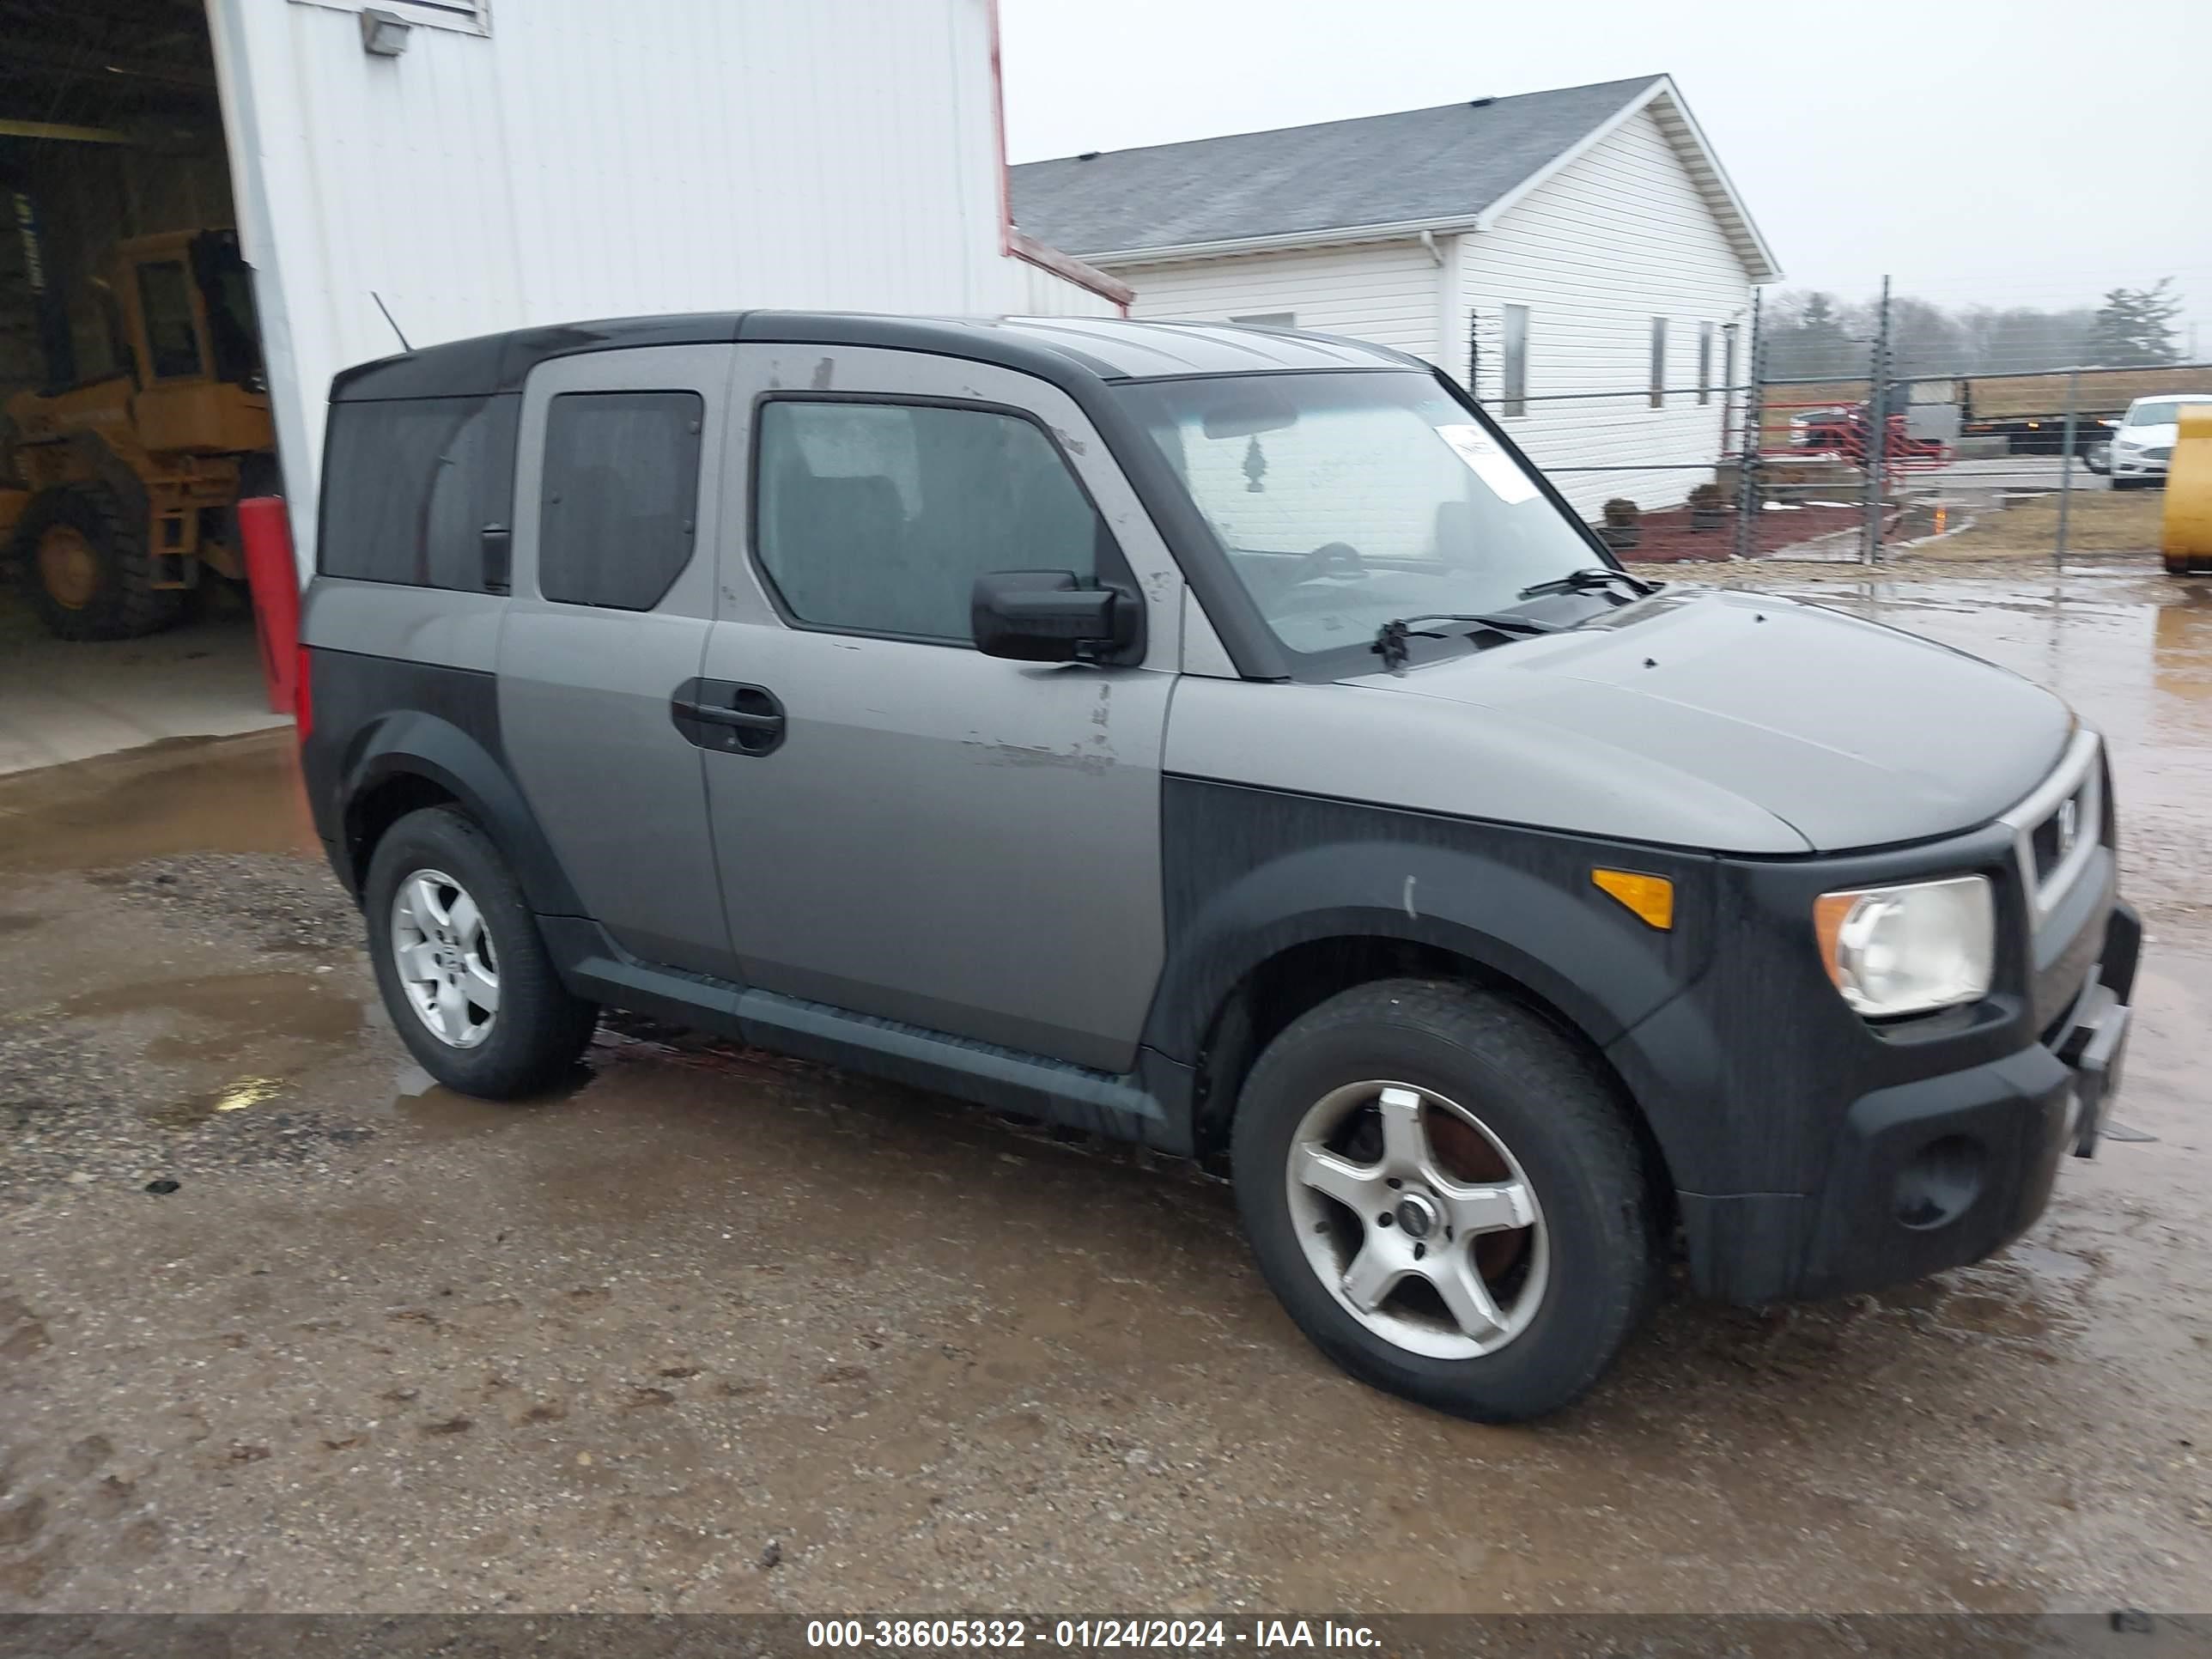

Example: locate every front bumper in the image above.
[1676,899,2139,1304]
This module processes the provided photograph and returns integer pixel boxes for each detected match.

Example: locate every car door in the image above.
[496,344,736,978]
[695,343,1184,1073]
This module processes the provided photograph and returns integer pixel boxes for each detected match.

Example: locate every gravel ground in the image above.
[108,852,362,956]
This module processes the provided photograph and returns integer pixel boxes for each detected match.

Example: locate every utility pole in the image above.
[2054,364,2081,568]
[1861,276,1892,565]
[1732,288,1765,563]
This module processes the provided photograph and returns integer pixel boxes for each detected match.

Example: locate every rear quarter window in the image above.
[319,394,519,588]
[537,390,704,611]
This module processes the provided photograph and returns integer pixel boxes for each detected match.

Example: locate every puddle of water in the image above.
[59,971,365,1130]
[63,969,362,1048]
[0,732,313,871]
[151,1075,289,1129]
[386,1061,592,1139]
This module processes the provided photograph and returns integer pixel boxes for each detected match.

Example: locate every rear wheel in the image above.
[11,483,182,641]
[1231,979,1662,1422]
[364,806,599,1097]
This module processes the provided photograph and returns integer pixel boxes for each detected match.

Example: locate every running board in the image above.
[539,918,1189,1153]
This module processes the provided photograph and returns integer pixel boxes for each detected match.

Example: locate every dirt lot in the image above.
[1923,492,2169,561]
[2,563,2209,1616]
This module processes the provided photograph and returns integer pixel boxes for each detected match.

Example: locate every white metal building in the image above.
[1011,76,1780,514]
[206,0,1126,573]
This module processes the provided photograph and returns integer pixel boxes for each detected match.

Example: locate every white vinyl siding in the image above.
[1123,242,1446,366]
[1458,106,1753,514]
[1012,257,1126,318]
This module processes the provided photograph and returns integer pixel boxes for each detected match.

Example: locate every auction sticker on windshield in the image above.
[1434,423,1540,506]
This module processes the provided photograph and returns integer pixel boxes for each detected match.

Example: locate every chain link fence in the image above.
[1466,286,2212,568]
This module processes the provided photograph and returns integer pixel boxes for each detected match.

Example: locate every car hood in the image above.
[2118,422,2178,447]
[1333,589,2074,854]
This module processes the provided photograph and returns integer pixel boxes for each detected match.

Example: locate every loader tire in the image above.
[13,483,182,641]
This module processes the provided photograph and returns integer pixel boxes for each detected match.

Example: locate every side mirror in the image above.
[971,570,1139,664]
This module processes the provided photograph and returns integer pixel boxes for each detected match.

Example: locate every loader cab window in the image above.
[136,261,204,380]
[191,233,264,386]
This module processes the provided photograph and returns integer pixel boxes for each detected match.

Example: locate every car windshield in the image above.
[1116,370,1602,665]
[2124,399,2194,428]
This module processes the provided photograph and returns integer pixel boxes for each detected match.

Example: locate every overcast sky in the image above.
[1000,0,2212,349]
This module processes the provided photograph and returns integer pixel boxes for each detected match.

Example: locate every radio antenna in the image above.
[370,290,412,354]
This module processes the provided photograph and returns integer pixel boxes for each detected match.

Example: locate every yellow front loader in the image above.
[0,228,277,639]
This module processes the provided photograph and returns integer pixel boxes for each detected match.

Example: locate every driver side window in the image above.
[753,398,1106,643]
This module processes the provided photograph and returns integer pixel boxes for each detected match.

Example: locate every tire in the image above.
[1231,979,1662,1423]
[2080,443,2111,477]
[364,805,599,1098]
[10,483,183,641]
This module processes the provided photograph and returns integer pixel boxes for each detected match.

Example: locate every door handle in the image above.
[678,701,781,734]
[671,679,786,756]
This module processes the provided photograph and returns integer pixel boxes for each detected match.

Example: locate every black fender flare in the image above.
[336,708,584,918]
[1142,835,1717,1172]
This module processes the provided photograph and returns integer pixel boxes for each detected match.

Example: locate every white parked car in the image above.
[2110,395,2212,489]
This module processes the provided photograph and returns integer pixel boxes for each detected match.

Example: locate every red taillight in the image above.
[294,643,313,739]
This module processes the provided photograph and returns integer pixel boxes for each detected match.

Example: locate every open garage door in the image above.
[0,0,288,771]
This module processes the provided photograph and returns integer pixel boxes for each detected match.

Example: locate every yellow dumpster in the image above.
[2166,403,2212,574]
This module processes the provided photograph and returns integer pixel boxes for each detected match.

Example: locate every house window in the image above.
[289,0,491,37]
[1722,322,1741,447]
[1500,305,1528,417]
[1698,321,1716,406]
[1649,318,1668,409]
[1230,313,1297,327]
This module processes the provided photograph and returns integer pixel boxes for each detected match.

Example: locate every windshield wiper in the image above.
[1372,611,1559,672]
[1516,565,1657,601]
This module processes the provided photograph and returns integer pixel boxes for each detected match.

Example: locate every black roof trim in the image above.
[327,312,1420,404]
[330,313,750,402]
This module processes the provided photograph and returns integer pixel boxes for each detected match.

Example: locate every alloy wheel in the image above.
[389,867,500,1048]
[1284,1079,1549,1359]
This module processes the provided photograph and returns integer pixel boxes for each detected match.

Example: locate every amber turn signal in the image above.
[1811,890,1859,992]
[1591,868,1674,930]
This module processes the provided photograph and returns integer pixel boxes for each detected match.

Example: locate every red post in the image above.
[238,495,302,716]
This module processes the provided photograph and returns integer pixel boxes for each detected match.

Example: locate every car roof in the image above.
[2125,393,2212,407]
[328,312,1425,403]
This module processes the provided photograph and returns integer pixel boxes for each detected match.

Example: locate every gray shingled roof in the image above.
[1011,76,1666,259]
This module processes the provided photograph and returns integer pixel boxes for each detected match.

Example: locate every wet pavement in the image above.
[0,560,2207,1614]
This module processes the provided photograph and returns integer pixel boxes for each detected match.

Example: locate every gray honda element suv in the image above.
[300,313,2137,1421]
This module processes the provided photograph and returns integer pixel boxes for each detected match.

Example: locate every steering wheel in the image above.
[1287,541,1367,585]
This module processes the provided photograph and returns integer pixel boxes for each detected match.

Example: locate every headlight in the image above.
[1813,875,1994,1018]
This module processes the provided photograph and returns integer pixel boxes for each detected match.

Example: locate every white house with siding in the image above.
[1011,76,1780,514]
[196,0,1126,574]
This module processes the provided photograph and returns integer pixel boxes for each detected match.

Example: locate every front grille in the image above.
[2143,445,2173,462]
[2003,731,2114,1034]
[2002,730,2105,927]
[2027,779,2092,887]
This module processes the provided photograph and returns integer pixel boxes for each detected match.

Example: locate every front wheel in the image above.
[1231,980,1662,1422]
[364,806,599,1097]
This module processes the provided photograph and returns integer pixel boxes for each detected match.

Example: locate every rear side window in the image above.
[753,398,1104,642]
[538,391,703,611]
[319,395,518,589]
